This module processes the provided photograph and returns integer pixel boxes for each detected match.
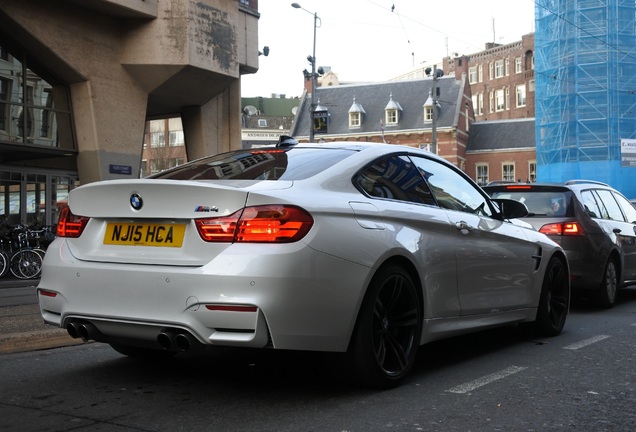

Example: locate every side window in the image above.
[409,156,493,217]
[612,192,636,224]
[580,190,602,218]
[353,155,436,205]
[595,189,625,222]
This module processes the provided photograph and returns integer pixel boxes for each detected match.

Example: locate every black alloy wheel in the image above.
[597,257,618,308]
[532,256,570,336]
[350,265,422,388]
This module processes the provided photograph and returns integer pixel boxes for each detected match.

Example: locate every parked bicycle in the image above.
[0,222,55,280]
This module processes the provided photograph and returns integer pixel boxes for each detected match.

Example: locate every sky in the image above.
[240,0,536,98]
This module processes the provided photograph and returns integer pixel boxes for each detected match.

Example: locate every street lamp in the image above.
[425,67,444,150]
[292,2,319,142]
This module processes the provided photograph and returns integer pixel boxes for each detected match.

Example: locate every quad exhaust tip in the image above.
[66,321,100,342]
[157,331,196,351]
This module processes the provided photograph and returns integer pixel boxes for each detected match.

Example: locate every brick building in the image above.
[291,75,475,170]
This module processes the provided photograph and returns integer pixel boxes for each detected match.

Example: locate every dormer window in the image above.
[384,93,402,125]
[348,96,366,128]
[423,90,439,123]
[424,106,433,122]
[350,112,361,127]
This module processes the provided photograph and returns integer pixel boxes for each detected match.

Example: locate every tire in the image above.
[0,250,9,278]
[531,256,570,336]
[596,257,618,308]
[349,265,422,388]
[10,249,43,279]
[109,343,176,360]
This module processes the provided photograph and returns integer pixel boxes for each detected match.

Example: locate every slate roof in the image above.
[291,76,464,138]
[467,118,536,152]
[242,97,300,117]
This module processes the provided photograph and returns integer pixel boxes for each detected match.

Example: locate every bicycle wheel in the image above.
[0,250,9,278]
[10,249,43,279]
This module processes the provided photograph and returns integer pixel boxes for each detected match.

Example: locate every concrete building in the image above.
[0,0,259,227]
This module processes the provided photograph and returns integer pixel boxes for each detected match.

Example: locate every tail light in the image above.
[195,205,313,243]
[539,222,584,236]
[56,206,90,238]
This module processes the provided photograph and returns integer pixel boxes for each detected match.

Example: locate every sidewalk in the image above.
[0,277,83,354]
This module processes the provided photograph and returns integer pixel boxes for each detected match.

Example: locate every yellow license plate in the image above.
[104,223,186,247]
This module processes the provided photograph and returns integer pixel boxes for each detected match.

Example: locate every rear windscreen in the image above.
[150,147,356,181]
[490,190,574,217]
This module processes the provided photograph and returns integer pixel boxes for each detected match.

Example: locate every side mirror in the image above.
[492,198,529,219]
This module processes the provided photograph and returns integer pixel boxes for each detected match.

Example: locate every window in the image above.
[154,147,356,181]
[528,161,536,182]
[495,89,505,111]
[469,66,478,84]
[505,87,510,110]
[169,130,184,146]
[424,106,433,122]
[257,119,267,127]
[477,93,483,115]
[502,163,515,182]
[595,189,624,221]
[0,77,9,131]
[168,118,184,146]
[478,64,483,82]
[354,155,436,205]
[410,156,493,216]
[489,62,494,80]
[386,109,398,125]
[489,91,494,113]
[515,57,522,73]
[505,58,510,76]
[613,192,636,223]
[495,60,504,78]
[0,46,72,148]
[476,164,489,185]
[150,131,165,148]
[349,112,360,127]
[516,84,527,107]
[529,80,535,92]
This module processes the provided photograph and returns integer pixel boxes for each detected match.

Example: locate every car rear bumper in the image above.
[37,239,371,352]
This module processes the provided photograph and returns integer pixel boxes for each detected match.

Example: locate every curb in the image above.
[0,328,84,354]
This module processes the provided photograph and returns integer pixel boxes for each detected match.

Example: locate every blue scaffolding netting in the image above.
[535,0,636,199]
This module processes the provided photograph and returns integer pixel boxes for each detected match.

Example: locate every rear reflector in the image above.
[56,206,90,238]
[38,289,58,298]
[205,305,258,312]
[539,222,584,236]
[196,205,313,243]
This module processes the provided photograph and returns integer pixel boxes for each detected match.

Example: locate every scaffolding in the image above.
[535,0,636,198]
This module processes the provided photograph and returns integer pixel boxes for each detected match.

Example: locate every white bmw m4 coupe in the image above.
[38,140,570,387]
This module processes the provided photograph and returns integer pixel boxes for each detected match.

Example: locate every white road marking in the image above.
[446,366,527,394]
[563,335,610,350]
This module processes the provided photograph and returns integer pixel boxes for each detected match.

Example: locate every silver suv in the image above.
[484,180,636,308]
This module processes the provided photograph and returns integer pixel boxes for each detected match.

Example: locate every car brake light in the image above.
[505,185,532,189]
[56,206,90,238]
[539,222,584,236]
[195,205,313,243]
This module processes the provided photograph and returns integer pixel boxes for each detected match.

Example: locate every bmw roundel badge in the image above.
[130,193,143,210]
